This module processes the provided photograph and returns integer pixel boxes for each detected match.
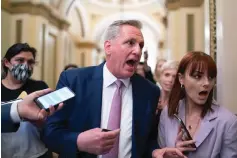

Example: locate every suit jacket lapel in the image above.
[86,63,104,129]
[178,100,219,148]
[194,120,215,147]
[131,75,153,157]
[194,105,219,147]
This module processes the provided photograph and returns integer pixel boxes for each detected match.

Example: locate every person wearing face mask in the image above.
[1,43,52,158]
[153,51,237,158]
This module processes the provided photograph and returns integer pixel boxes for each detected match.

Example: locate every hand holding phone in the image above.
[174,114,197,153]
[34,87,75,111]
[173,114,196,146]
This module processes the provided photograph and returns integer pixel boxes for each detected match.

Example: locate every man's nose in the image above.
[133,44,142,55]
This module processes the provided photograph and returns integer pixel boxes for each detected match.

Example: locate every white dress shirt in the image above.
[10,100,22,123]
[98,63,133,158]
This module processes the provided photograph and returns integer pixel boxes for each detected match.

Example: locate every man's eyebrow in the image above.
[127,38,136,41]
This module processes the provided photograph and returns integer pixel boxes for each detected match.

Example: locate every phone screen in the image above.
[36,87,75,109]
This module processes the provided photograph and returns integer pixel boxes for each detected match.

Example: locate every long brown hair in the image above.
[168,51,217,118]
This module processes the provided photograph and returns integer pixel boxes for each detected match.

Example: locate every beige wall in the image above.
[216,0,237,114]
[168,5,204,61]
[1,10,11,57]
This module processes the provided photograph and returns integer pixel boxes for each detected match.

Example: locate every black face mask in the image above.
[10,63,33,82]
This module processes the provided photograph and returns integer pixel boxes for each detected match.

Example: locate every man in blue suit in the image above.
[2,88,62,133]
[43,20,186,158]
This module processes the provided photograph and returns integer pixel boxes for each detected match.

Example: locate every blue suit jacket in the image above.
[1,103,20,133]
[43,63,160,158]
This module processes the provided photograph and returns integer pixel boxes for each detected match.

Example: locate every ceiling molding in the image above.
[166,0,204,10]
[1,1,70,30]
[1,0,12,13]
[66,0,76,15]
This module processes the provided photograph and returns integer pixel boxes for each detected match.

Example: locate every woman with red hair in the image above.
[153,51,237,158]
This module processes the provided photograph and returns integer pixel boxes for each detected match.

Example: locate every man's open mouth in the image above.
[126,59,137,67]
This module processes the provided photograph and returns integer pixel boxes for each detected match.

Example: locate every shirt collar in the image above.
[103,63,130,88]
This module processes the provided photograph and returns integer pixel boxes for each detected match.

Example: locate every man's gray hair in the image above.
[104,20,142,41]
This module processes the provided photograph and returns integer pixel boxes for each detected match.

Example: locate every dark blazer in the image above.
[43,62,160,158]
[1,103,19,133]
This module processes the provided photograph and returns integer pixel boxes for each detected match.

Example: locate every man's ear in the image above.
[104,40,111,56]
[178,73,184,85]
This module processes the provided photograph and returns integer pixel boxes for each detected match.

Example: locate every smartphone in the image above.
[34,87,75,111]
[173,114,196,148]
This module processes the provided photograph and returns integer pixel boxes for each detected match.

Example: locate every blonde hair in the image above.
[160,60,179,74]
